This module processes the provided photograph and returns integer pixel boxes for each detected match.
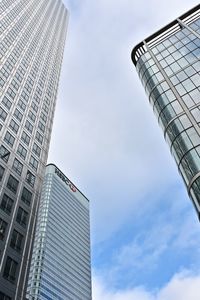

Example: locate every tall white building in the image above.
[0,1,68,299]
[27,164,92,300]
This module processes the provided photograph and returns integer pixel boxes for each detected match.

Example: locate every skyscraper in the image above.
[26,164,92,300]
[131,5,200,217]
[0,1,68,299]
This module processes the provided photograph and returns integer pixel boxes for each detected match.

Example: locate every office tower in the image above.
[0,1,68,299]
[131,4,200,217]
[26,164,92,300]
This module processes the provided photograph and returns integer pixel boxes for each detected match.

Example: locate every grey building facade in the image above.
[0,1,68,299]
[26,164,92,300]
[132,5,200,217]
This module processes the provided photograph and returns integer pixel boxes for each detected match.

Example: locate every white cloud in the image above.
[157,272,200,300]
[92,275,153,300]
[92,272,200,300]
[92,189,200,289]
[47,0,200,298]
[48,0,200,245]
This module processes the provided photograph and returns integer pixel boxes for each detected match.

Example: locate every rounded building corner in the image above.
[46,163,56,168]
[131,41,145,66]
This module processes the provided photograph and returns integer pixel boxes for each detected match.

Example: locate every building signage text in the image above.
[55,168,77,192]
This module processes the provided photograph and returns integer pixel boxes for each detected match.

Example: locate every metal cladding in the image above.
[27,164,92,300]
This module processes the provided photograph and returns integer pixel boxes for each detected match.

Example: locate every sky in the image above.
[48,0,200,299]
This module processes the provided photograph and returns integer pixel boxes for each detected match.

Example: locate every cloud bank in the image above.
[49,0,200,244]
[49,0,200,297]
[93,271,200,300]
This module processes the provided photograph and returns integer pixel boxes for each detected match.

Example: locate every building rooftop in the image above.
[131,4,200,66]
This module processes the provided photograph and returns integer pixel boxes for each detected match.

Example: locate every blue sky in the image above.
[48,0,200,299]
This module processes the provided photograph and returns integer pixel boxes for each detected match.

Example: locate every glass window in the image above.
[21,131,30,146]
[35,131,43,145]
[0,194,13,215]
[15,72,23,83]
[165,89,176,102]
[21,187,32,206]
[2,96,12,110]
[171,50,182,61]
[193,61,200,72]
[16,207,28,228]
[28,111,36,123]
[29,156,38,171]
[164,66,173,76]
[170,75,179,85]
[12,159,23,176]
[13,108,22,122]
[0,107,7,121]
[9,119,19,134]
[26,171,35,187]
[0,218,7,241]
[177,57,188,68]
[6,88,16,100]
[25,120,33,133]
[40,112,47,123]
[17,144,27,160]
[3,256,18,283]
[32,143,41,157]
[0,165,5,181]
[179,114,192,129]
[171,100,183,114]
[7,175,19,194]
[4,131,15,148]
[38,121,45,133]
[42,104,48,114]
[176,70,187,82]
[190,74,200,87]
[191,107,200,122]
[21,91,29,102]
[0,145,10,162]
[175,83,187,96]
[190,89,200,104]
[31,102,38,112]
[187,128,200,147]
[184,65,196,76]
[17,99,26,111]
[10,230,23,252]
[0,291,11,300]
[194,47,200,58]
[182,79,195,93]
[170,61,181,73]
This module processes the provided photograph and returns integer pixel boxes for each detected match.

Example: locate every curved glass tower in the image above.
[132,4,200,218]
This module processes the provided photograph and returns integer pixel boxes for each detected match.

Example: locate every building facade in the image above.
[0,1,68,299]
[26,164,92,300]
[131,5,200,217]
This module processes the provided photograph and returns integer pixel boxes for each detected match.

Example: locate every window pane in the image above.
[0,145,10,162]
[10,230,23,252]
[0,194,13,215]
[21,187,32,206]
[0,218,7,241]
[12,159,23,176]
[7,175,19,194]
[0,166,5,181]
[3,256,18,283]
[16,207,28,228]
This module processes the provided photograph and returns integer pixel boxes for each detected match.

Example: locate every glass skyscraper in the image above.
[0,1,68,299]
[131,4,200,217]
[27,164,92,300]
